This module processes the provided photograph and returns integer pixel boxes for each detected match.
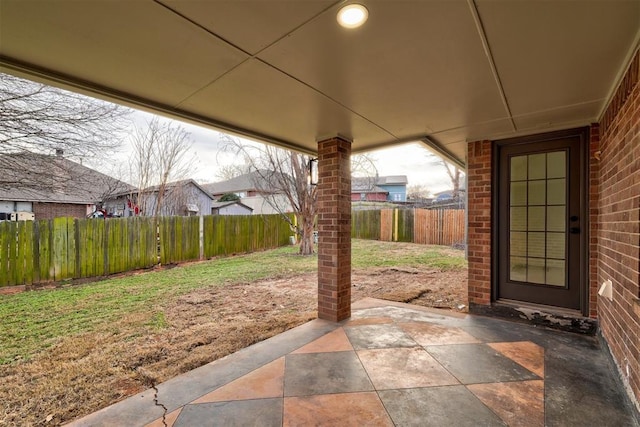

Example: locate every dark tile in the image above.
[284,352,374,396]
[459,319,548,344]
[426,343,540,384]
[545,345,640,427]
[174,399,282,427]
[378,385,506,426]
[344,324,418,349]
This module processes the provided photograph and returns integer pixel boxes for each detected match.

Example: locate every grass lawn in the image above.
[1,245,315,366]
[0,239,466,425]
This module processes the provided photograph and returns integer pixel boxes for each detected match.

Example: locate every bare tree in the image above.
[424,152,464,199]
[221,135,316,255]
[407,183,431,201]
[351,153,379,190]
[161,182,201,216]
[0,73,131,191]
[440,160,463,199]
[91,162,135,213]
[129,118,195,216]
[214,163,250,182]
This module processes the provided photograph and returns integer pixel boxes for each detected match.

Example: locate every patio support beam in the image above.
[317,136,352,322]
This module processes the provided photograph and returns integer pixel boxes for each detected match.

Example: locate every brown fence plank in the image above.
[361,208,466,246]
[380,209,393,241]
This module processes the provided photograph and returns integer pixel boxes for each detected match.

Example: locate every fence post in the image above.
[393,209,398,242]
[199,215,204,261]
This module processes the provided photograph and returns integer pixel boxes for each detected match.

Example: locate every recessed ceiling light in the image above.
[337,4,368,29]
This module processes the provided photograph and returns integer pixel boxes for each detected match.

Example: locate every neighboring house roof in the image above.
[376,175,408,185]
[352,181,388,194]
[202,171,284,196]
[210,201,253,211]
[351,175,408,192]
[433,189,467,197]
[201,173,259,195]
[140,179,214,200]
[109,179,215,200]
[0,152,134,204]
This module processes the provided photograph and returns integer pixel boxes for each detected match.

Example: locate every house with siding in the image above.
[376,175,408,202]
[351,175,408,202]
[104,179,213,217]
[0,152,133,220]
[202,171,292,215]
[210,201,253,216]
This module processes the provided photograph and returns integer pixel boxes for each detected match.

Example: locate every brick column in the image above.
[317,136,352,321]
[467,140,492,307]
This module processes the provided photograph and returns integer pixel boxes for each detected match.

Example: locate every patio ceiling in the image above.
[0,1,638,166]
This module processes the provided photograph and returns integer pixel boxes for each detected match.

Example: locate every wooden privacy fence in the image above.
[414,209,465,245]
[351,210,381,240]
[0,214,291,288]
[353,208,465,246]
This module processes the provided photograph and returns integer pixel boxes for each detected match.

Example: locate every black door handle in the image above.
[570,227,580,234]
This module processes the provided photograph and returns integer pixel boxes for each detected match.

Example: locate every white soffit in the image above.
[179,59,397,152]
[512,100,603,132]
[258,1,509,139]
[0,0,248,106]
[0,0,639,166]
[476,0,640,119]
[432,118,515,146]
[160,0,339,55]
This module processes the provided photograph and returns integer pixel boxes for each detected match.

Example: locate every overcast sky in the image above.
[113,109,457,195]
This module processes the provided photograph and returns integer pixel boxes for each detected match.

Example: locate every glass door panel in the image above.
[508,151,567,287]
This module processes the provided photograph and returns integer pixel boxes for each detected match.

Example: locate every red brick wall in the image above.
[467,140,492,306]
[596,49,640,409]
[33,202,89,220]
[317,137,352,322]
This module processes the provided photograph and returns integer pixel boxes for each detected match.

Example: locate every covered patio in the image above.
[69,298,637,426]
[1,0,639,424]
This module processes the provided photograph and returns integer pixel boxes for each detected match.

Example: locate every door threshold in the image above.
[470,299,598,335]
[498,299,583,317]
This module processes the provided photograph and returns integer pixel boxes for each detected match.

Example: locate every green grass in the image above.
[351,239,466,270]
[0,240,465,364]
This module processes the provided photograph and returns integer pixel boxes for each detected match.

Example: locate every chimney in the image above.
[55,148,64,157]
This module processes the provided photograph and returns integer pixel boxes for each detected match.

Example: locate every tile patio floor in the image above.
[69,298,639,427]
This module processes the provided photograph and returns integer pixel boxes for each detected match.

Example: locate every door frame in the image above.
[491,127,590,316]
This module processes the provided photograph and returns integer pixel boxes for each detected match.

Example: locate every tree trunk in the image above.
[298,214,315,255]
[452,168,460,199]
